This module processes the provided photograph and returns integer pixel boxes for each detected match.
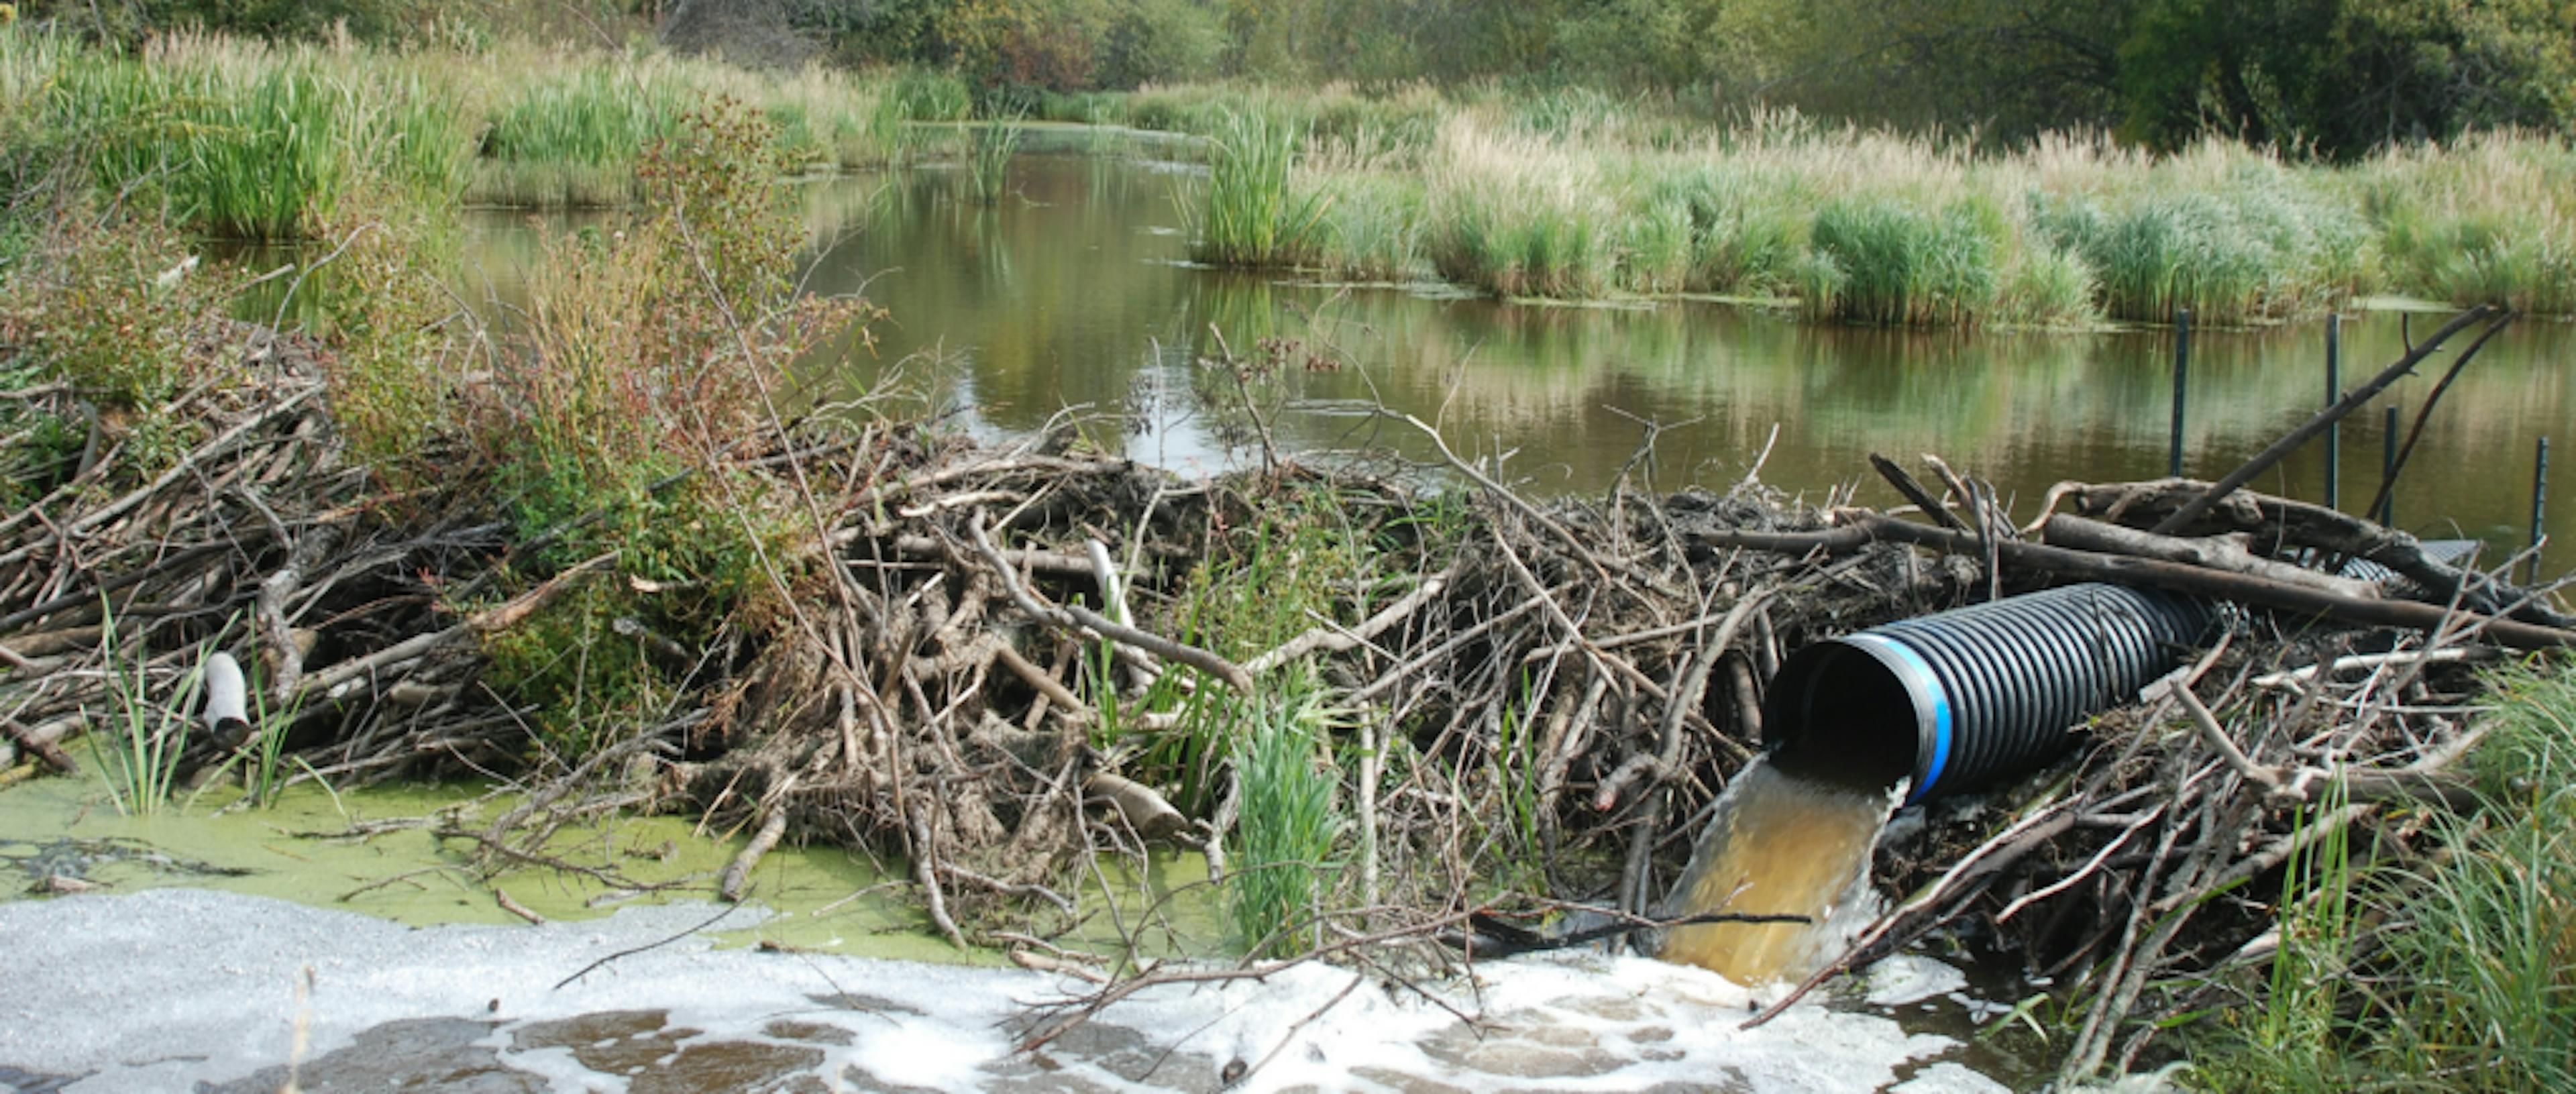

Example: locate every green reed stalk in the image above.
[964,113,1023,206]
[1230,677,1345,959]
[1190,105,1330,268]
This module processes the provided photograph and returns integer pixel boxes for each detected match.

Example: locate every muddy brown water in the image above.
[1657,759,1898,985]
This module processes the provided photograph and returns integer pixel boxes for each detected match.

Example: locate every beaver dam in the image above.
[3,301,2569,1084]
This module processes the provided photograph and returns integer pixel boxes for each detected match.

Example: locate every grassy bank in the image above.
[1048,83,2574,325]
[0,26,930,234]
[8,23,2564,323]
[2197,661,2576,1092]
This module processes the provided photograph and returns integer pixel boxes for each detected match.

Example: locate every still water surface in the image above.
[686,152,2569,565]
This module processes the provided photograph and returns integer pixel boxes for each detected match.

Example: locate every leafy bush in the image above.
[467,101,873,762]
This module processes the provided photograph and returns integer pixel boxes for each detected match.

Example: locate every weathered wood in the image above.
[967,512,1255,695]
[1697,514,2576,649]
[1083,771,1187,839]
[2039,514,2382,600]
[1870,453,1966,532]
[719,800,792,902]
[2,716,81,773]
[2044,478,2571,628]
[888,533,1095,578]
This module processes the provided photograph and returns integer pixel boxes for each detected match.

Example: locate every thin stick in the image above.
[495,887,547,926]
[2364,312,2520,524]
[2149,307,2494,536]
[553,902,741,990]
[967,512,1254,694]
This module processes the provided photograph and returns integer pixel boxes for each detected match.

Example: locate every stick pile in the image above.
[5,314,2565,1083]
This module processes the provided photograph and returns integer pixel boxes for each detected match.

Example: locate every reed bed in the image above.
[1132,87,2573,324]
[471,64,691,206]
[0,25,906,231]
[2359,130,2576,316]
[45,50,363,239]
[11,21,2564,317]
[468,56,901,205]
[1188,104,1330,267]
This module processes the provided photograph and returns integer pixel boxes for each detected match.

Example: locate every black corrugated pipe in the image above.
[1758,583,2216,804]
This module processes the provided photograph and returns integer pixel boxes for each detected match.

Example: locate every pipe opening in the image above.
[1758,641,1921,796]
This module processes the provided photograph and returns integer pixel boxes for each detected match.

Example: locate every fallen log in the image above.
[2038,515,2383,600]
[2037,478,2571,629]
[1083,771,1187,839]
[1696,514,2576,649]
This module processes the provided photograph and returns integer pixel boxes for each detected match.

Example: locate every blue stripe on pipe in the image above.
[1850,634,1955,804]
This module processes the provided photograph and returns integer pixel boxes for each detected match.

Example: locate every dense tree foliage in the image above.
[18,0,2569,154]
[2116,0,2576,153]
[784,0,2573,154]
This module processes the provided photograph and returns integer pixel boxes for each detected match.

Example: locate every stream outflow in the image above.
[1656,758,1898,985]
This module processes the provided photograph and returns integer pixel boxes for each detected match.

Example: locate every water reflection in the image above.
[384,153,2574,558]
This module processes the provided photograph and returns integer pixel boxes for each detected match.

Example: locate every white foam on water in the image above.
[0,887,2001,1092]
[1867,953,1972,1007]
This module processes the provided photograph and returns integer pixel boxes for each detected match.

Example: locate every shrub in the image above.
[466,101,874,762]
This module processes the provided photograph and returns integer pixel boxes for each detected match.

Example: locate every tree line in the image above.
[19,0,2576,156]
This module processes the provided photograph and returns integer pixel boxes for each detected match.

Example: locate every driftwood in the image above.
[1698,512,2575,649]
[2037,515,2383,600]
[2039,478,2571,628]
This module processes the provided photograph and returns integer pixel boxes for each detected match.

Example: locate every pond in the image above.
[740,151,2569,563]
[343,146,2576,561]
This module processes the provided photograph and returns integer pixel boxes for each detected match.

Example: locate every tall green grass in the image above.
[6,27,904,230]
[1653,164,1810,295]
[1128,81,1440,162]
[1230,675,1347,959]
[471,65,688,206]
[1097,89,2576,324]
[89,619,209,817]
[50,54,364,239]
[1189,105,1331,268]
[2201,663,2576,1092]
[2027,150,2369,325]
[11,26,2573,319]
[963,113,1024,206]
[1801,197,2004,325]
[2361,132,2576,315]
[1305,168,1426,281]
[1422,119,1620,298]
